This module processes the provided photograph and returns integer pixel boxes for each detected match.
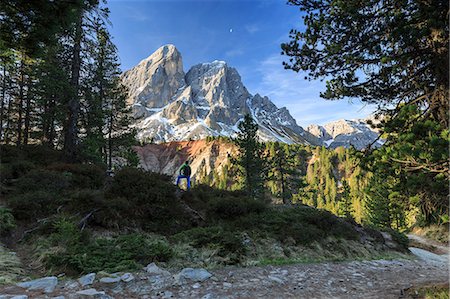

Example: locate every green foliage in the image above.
[13,169,71,194]
[47,163,105,189]
[173,226,246,264]
[383,228,409,251]
[7,169,71,220]
[207,196,266,220]
[103,167,190,233]
[234,207,358,245]
[364,105,449,227]
[232,114,266,200]
[46,226,173,274]
[282,0,448,228]
[282,0,448,125]
[8,191,63,220]
[266,142,307,204]
[0,207,15,235]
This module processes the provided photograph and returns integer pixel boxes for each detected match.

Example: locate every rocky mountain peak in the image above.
[121,45,321,145]
[306,118,383,149]
[121,46,379,147]
[121,44,185,116]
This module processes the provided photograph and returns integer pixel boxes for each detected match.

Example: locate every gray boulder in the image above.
[75,288,112,299]
[78,273,96,287]
[16,276,58,293]
[120,273,134,282]
[176,268,212,282]
[145,263,171,276]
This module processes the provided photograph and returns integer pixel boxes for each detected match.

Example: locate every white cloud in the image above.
[245,24,260,34]
[225,48,244,57]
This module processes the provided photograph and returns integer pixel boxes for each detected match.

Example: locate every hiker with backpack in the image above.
[176,160,192,190]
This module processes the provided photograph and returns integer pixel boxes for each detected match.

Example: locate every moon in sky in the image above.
[229,29,233,33]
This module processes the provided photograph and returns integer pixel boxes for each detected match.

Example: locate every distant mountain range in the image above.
[122,44,382,150]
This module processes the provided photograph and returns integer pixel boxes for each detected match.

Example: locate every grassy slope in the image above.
[0,145,407,279]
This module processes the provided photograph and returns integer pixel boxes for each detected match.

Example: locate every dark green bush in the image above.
[102,168,191,233]
[0,207,16,235]
[207,196,266,220]
[47,233,173,274]
[8,190,65,220]
[173,226,246,263]
[232,207,358,245]
[0,145,60,165]
[47,163,105,189]
[107,168,176,203]
[0,160,36,182]
[13,169,71,195]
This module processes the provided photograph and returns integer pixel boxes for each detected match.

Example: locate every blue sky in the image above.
[107,0,376,127]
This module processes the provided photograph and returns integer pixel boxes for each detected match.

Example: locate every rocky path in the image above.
[2,234,448,299]
[1,254,448,299]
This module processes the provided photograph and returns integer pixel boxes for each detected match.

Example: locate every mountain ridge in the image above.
[122,44,380,149]
[121,44,321,145]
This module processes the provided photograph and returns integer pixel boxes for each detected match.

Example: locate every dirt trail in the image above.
[3,235,448,298]
[162,258,448,299]
[407,233,449,255]
[3,256,447,298]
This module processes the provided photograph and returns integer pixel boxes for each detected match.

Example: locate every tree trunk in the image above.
[0,64,6,142]
[16,59,24,145]
[4,95,13,144]
[107,111,113,169]
[23,75,31,145]
[63,11,83,162]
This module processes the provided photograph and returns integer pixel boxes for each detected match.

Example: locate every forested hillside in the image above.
[0,0,136,166]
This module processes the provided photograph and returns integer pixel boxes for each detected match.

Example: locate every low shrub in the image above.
[8,191,65,220]
[0,145,60,165]
[0,207,15,235]
[103,168,191,233]
[46,232,173,274]
[173,226,246,264]
[207,196,266,220]
[47,163,105,189]
[12,169,71,195]
[232,207,358,245]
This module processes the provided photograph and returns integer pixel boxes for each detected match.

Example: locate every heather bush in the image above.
[47,163,105,189]
[103,168,191,233]
[173,226,246,264]
[0,207,15,235]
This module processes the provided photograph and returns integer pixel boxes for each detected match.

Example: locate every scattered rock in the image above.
[161,290,173,298]
[177,268,212,282]
[16,276,58,293]
[99,274,121,284]
[268,275,284,284]
[144,263,171,276]
[75,288,112,298]
[120,273,134,283]
[52,296,65,299]
[192,283,201,289]
[78,273,96,287]
[64,280,80,290]
[0,296,28,299]
[223,282,232,288]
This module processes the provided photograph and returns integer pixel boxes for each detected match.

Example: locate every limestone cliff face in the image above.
[122,44,321,145]
[121,45,185,117]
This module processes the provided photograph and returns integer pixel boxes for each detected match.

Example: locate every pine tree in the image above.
[338,179,353,219]
[232,114,266,200]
